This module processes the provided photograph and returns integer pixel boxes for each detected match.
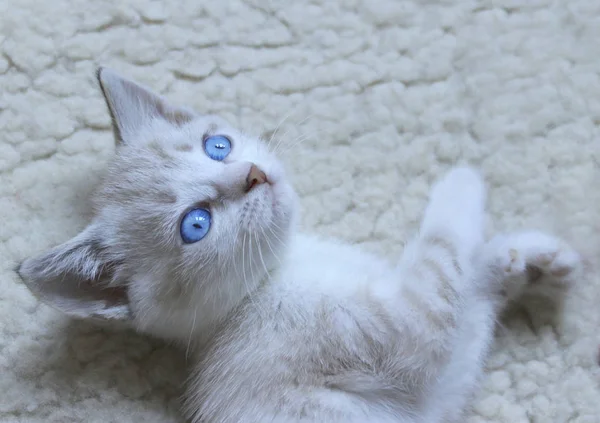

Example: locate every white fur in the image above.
[17,70,583,423]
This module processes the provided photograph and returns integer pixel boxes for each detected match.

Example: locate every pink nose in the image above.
[245,164,267,192]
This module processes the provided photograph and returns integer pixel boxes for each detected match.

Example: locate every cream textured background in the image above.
[1,0,600,422]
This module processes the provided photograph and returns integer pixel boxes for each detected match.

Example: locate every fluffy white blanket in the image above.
[1,0,599,421]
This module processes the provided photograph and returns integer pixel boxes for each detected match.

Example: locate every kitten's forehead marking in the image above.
[157,191,178,204]
[175,143,194,152]
[206,123,218,134]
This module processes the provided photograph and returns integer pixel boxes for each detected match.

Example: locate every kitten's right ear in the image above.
[16,224,131,321]
[97,67,196,145]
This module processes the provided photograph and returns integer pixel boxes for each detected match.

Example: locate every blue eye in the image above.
[204,135,231,161]
[180,208,211,244]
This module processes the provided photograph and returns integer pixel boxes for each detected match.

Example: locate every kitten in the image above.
[17,68,582,423]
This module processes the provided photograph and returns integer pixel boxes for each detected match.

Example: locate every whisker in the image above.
[260,225,282,266]
[256,227,273,280]
[278,130,320,156]
[248,229,268,319]
[229,226,244,280]
[247,229,255,283]
[266,224,285,248]
[185,307,198,360]
[272,114,314,155]
[241,232,254,308]
[268,219,286,233]
[267,109,298,153]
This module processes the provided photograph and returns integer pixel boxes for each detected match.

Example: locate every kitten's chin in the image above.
[243,179,295,234]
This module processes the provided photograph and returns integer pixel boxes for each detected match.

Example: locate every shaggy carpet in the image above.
[1,0,599,422]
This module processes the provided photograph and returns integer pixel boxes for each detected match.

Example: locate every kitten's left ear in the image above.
[97,67,196,145]
[16,224,131,321]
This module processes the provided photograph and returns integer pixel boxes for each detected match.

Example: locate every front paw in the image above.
[486,231,582,301]
[511,231,581,282]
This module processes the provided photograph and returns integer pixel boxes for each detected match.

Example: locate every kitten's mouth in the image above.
[243,165,290,221]
[246,182,280,215]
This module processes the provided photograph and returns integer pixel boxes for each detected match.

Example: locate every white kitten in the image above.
[17,68,582,423]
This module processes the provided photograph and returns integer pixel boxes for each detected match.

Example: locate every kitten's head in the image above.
[17,68,298,343]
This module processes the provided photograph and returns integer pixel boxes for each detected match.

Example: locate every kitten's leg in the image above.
[385,167,486,379]
[429,231,582,423]
[422,296,497,423]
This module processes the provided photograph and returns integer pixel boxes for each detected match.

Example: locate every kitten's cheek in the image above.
[272,184,297,220]
[262,164,285,186]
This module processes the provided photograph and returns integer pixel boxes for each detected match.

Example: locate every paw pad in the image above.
[551,265,573,278]
[536,252,557,266]
[526,265,543,283]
